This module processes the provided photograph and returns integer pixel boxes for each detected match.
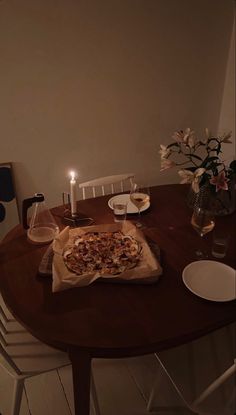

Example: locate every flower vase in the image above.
[187,179,236,216]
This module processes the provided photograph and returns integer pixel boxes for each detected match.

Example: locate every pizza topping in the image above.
[63,231,142,276]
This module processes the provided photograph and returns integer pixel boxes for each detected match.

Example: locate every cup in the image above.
[211,228,229,259]
[113,201,127,222]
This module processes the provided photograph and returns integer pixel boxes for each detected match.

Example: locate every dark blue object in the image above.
[0,202,6,222]
[0,166,15,202]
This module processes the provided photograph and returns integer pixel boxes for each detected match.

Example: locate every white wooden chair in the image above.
[147,325,236,415]
[0,294,101,415]
[148,356,236,415]
[79,173,135,200]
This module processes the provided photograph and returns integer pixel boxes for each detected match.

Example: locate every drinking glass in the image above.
[211,227,229,259]
[130,183,150,228]
[191,206,215,259]
[113,201,127,223]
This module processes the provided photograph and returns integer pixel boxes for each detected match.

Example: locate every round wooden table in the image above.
[1,184,235,415]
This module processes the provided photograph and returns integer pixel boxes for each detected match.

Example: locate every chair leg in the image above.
[193,361,236,408]
[11,378,24,415]
[147,358,195,413]
[147,363,162,411]
[91,371,101,415]
[148,354,199,414]
[225,384,236,413]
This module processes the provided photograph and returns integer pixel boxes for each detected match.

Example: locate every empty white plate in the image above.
[182,260,236,302]
[108,194,150,214]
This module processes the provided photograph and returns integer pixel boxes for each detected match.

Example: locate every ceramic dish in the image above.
[108,194,150,214]
[182,260,236,302]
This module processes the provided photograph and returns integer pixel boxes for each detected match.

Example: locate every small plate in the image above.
[108,194,150,214]
[182,260,236,302]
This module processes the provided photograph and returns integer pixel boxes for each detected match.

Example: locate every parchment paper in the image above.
[52,221,162,292]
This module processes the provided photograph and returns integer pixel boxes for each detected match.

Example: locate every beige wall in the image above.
[218,18,235,162]
[0,0,234,209]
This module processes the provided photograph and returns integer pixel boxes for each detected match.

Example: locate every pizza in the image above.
[63,230,142,276]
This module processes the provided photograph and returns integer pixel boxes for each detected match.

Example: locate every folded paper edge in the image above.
[52,222,162,292]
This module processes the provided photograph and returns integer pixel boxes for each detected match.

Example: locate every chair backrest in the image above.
[0,295,101,415]
[0,293,69,375]
[79,173,134,200]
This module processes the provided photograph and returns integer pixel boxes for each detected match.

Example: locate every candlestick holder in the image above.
[62,192,94,227]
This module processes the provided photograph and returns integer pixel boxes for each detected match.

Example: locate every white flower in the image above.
[160,159,176,171]
[178,168,205,193]
[172,130,185,142]
[186,130,196,148]
[205,128,210,138]
[159,144,170,159]
[200,128,210,144]
[172,128,196,148]
[219,131,232,144]
[159,127,232,195]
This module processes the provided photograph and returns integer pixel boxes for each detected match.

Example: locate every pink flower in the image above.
[210,171,229,192]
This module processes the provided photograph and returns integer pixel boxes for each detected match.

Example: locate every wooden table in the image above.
[0,184,235,415]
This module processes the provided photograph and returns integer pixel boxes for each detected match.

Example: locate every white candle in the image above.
[70,171,77,216]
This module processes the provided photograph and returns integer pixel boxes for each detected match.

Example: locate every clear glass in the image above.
[130,183,150,228]
[113,201,127,222]
[211,228,229,258]
[28,194,59,244]
[191,207,215,259]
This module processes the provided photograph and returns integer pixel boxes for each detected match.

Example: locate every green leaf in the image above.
[205,156,219,162]
[207,163,223,171]
[185,154,203,161]
[182,167,196,172]
[208,138,220,144]
[229,160,236,174]
[167,143,180,149]
[216,146,221,155]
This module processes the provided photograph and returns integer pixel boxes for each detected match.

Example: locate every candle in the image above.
[70,171,77,216]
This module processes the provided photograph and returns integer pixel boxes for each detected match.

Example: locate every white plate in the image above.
[182,260,236,302]
[108,194,150,214]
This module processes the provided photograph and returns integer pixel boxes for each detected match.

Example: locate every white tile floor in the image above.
[0,323,235,415]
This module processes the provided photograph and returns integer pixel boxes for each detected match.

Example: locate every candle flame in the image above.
[70,170,76,180]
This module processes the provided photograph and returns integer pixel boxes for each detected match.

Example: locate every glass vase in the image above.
[187,179,236,216]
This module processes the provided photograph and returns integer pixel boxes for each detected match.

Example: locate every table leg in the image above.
[69,349,91,415]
